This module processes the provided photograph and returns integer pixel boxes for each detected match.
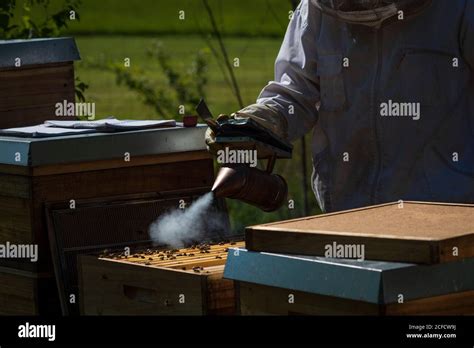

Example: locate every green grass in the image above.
[63,0,292,37]
[75,35,282,117]
[75,35,320,231]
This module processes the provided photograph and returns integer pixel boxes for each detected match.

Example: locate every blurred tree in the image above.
[0,0,81,39]
[0,0,88,102]
[93,42,210,119]
[201,0,243,109]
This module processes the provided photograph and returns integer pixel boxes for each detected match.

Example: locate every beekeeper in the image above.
[206,0,474,212]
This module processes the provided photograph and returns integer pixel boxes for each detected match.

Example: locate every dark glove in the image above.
[205,104,288,155]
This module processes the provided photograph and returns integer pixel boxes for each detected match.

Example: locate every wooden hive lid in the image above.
[245,201,474,264]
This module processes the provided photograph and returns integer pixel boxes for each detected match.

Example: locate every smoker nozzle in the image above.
[212,165,287,212]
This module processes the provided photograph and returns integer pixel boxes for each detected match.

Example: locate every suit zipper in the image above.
[371,28,384,204]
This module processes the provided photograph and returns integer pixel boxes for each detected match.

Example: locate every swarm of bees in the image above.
[99,240,242,274]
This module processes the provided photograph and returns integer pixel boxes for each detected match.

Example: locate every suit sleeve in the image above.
[252,0,321,141]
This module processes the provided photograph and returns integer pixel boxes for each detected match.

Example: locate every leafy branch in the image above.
[74,76,88,103]
[201,0,244,109]
[0,0,87,102]
[0,0,81,39]
[85,42,209,119]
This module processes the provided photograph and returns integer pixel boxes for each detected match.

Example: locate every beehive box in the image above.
[0,38,80,129]
[225,248,474,315]
[0,125,214,315]
[246,202,474,264]
[237,282,474,316]
[0,267,59,315]
[79,241,244,315]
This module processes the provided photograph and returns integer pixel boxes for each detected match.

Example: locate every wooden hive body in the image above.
[225,247,474,316]
[237,282,474,316]
[79,241,244,315]
[0,38,80,129]
[0,126,215,315]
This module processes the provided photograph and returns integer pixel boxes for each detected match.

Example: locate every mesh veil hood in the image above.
[312,0,432,27]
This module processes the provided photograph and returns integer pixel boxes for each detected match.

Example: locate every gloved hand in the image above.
[205,103,288,155]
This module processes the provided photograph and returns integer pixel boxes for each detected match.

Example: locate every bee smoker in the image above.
[196,99,290,212]
[211,155,288,212]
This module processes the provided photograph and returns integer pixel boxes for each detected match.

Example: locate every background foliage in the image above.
[0,0,80,38]
[2,0,321,232]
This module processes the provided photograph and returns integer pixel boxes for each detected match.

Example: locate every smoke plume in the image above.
[149,193,227,248]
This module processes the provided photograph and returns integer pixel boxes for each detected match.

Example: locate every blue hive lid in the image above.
[0,37,80,69]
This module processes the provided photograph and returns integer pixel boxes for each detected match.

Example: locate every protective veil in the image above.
[312,0,432,27]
